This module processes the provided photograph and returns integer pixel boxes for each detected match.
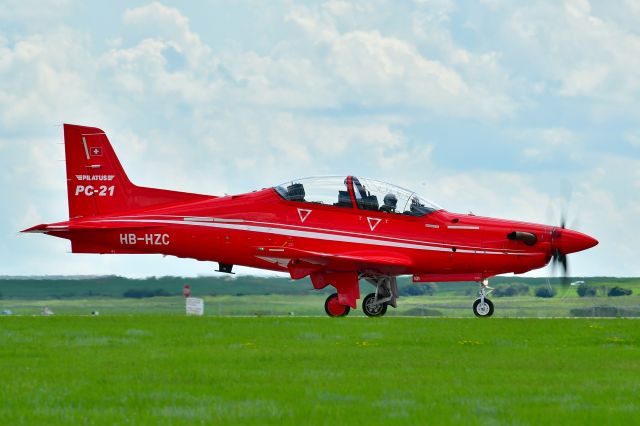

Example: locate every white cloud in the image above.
[286,4,514,119]
[184,108,419,190]
[218,51,338,109]
[625,132,640,147]
[513,127,582,162]
[123,2,210,65]
[558,64,609,97]
[427,172,551,224]
[501,2,640,105]
[0,29,101,131]
[0,0,71,23]
[100,37,218,104]
[412,2,513,82]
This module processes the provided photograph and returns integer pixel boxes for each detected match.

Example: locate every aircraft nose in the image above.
[552,228,598,255]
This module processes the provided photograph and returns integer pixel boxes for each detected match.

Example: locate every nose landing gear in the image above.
[473,280,494,317]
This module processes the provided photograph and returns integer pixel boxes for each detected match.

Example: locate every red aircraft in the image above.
[23,124,598,317]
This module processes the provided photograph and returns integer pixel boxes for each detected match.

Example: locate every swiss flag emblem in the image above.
[89,147,103,157]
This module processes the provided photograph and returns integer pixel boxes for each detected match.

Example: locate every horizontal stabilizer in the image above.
[21,221,166,234]
[21,224,52,233]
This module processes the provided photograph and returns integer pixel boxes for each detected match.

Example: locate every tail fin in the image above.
[64,124,210,219]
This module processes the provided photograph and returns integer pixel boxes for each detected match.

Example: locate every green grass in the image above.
[0,317,638,425]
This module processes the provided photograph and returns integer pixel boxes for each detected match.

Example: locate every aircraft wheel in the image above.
[362,293,387,317]
[473,298,494,317]
[324,293,350,317]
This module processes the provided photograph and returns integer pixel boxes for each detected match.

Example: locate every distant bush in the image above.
[608,287,633,297]
[403,307,443,316]
[576,284,597,297]
[122,288,172,298]
[493,283,529,297]
[535,286,556,298]
[616,308,640,317]
[570,306,640,317]
[400,283,437,296]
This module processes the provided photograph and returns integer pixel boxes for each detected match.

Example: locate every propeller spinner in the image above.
[550,225,598,285]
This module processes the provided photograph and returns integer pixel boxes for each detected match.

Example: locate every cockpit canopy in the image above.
[274,176,441,217]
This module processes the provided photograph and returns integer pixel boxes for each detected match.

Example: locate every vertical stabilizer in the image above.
[64,124,210,219]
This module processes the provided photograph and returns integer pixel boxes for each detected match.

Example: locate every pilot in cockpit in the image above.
[380,193,397,213]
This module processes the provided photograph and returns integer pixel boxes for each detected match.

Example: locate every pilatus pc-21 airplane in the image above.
[23,124,598,317]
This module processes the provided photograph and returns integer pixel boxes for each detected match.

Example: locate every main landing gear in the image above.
[362,293,387,317]
[324,293,350,317]
[473,280,494,317]
[361,275,398,317]
[323,274,399,317]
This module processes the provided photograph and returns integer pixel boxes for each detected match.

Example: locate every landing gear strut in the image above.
[361,275,398,317]
[473,280,494,317]
[324,293,350,317]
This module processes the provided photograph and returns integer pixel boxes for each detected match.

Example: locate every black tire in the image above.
[324,293,351,317]
[473,298,494,317]
[362,293,388,317]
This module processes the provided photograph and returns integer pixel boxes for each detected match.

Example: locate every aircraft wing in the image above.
[254,246,413,279]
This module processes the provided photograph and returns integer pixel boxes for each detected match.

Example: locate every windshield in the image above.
[351,177,441,216]
[274,176,441,216]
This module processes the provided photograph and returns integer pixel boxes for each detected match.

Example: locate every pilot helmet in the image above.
[384,193,398,207]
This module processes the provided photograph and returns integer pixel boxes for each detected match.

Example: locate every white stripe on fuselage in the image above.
[84,218,538,256]
[104,214,527,253]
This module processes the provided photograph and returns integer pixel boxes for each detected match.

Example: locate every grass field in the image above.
[1,316,638,425]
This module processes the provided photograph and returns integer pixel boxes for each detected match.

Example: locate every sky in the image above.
[1,0,639,278]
